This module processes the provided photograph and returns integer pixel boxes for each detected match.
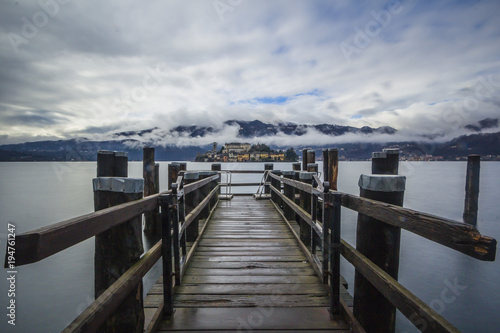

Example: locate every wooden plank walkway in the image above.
[145,196,352,332]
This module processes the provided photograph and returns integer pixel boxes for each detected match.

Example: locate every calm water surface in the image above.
[0,161,499,332]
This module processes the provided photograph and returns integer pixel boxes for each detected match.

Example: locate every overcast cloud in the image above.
[1,0,500,145]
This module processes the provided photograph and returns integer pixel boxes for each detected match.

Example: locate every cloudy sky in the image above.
[1,0,499,145]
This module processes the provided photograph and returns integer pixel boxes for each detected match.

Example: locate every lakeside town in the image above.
[195,142,298,162]
[195,142,500,163]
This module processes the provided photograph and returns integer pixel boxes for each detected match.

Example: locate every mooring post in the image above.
[184,172,200,242]
[168,163,180,189]
[353,149,405,333]
[327,149,339,191]
[307,163,318,173]
[212,163,221,197]
[292,162,301,171]
[179,162,187,171]
[299,172,314,247]
[159,193,175,318]
[307,149,316,168]
[143,147,157,235]
[93,151,144,333]
[302,149,308,171]
[264,163,273,194]
[322,149,329,182]
[464,154,480,226]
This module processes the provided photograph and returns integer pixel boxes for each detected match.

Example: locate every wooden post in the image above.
[154,163,160,193]
[143,147,156,235]
[184,172,200,242]
[292,162,301,171]
[322,149,329,182]
[307,149,316,169]
[212,163,221,196]
[371,152,387,175]
[97,150,115,177]
[114,151,128,177]
[372,148,399,175]
[159,193,175,318]
[327,149,339,191]
[307,163,318,173]
[168,163,180,189]
[179,162,187,171]
[298,172,314,247]
[463,155,480,226]
[353,155,405,333]
[93,153,144,333]
[302,148,308,171]
[282,171,295,221]
[264,163,273,194]
[383,148,400,175]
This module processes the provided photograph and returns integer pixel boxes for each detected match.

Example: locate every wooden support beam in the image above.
[143,147,157,235]
[353,174,405,333]
[327,149,339,191]
[94,153,144,333]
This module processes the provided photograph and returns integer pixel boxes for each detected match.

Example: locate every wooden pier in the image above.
[145,196,351,331]
[5,147,497,333]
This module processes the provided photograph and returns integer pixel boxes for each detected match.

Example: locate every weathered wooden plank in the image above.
[181,275,321,284]
[196,246,300,252]
[194,251,305,257]
[155,307,350,331]
[145,294,330,308]
[199,240,297,246]
[341,192,496,261]
[341,239,460,333]
[188,261,311,269]
[151,283,329,295]
[184,268,316,276]
[191,255,307,262]
[202,234,293,239]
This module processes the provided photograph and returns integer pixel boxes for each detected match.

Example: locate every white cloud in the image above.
[0,0,499,145]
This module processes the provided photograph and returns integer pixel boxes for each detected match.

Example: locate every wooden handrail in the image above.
[181,185,220,232]
[341,239,460,333]
[5,190,170,267]
[62,241,162,333]
[340,192,496,261]
[268,172,313,193]
[183,174,219,195]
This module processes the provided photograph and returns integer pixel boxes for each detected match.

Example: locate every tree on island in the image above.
[285,147,298,162]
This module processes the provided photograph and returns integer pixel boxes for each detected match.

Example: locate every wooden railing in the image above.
[267,170,497,333]
[158,172,220,318]
[3,163,219,332]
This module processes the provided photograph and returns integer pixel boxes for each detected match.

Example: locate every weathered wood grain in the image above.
[7,191,165,267]
[341,193,496,261]
[156,307,350,331]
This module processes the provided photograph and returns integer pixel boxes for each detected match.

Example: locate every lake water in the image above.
[0,161,499,332]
